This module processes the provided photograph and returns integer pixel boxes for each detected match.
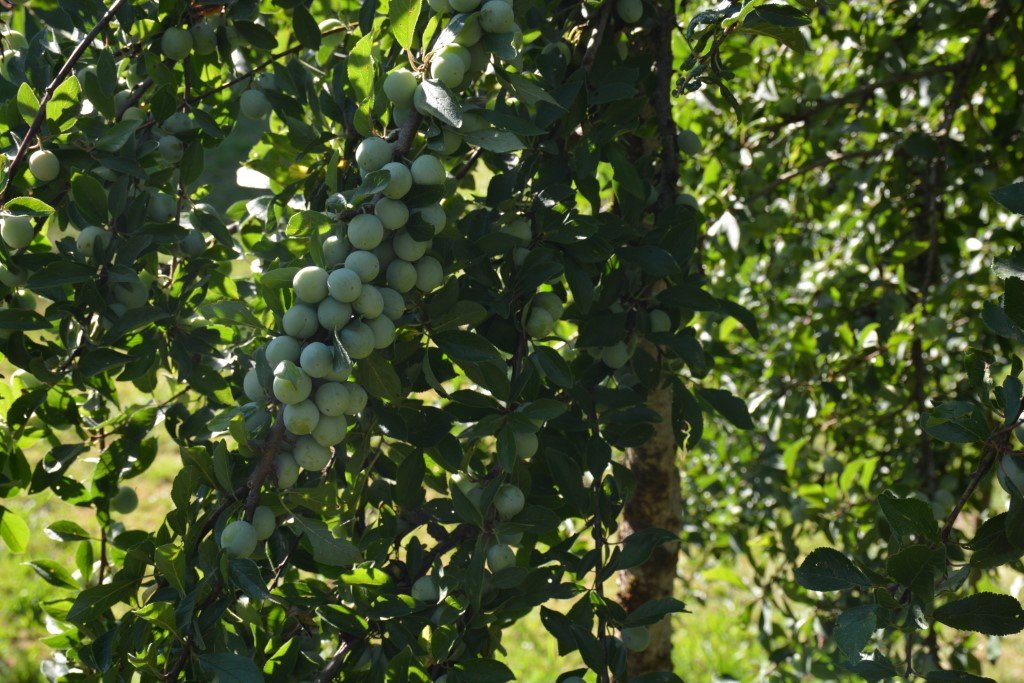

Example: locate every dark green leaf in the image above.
[795,547,870,591]
[934,593,1024,636]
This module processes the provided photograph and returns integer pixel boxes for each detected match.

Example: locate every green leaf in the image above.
[233,21,278,50]
[450,658,514,683]
[0,309,49,331]
[460,129,525,153]
[389,0,422,50]
[886,544,944,602]
[921,401,989,444]
[0,507,29,553]
[71,173,108,224]
[292,4,321,49]
[794,547,870,591]
[4,196,55,216]
[934,593,1024,636]
[354,352,402,402]
[620,246,680,277]
[833,605,877,659]
[198,653,265,683]
[94,119,141,152]
[618,528,679,570]
[17,82,40,125]
[419,78,464,128]
[229,558,269,599]
[45,520,91,542]
[347,33,376,136]
[46,75,82,129]
[878,491,940,544]
[843,651,898,681]
[25,559,78,589]
[27,261,95,289]
[67,579,138,624]
[154,543,187,596]
[286,210,331,237]
[623,597,688,627]
[925,671,997,682]
[200,300,266,330]
[696,388,753,429]
[291,516,362,566]
[530,347,573,388]
[434,330,502,362]
[993,181,1024,215]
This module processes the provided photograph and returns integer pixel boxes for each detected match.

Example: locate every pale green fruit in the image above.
[495,529,523,546]
[355,137,393,174]
[494,484,525,520]
[450,0,482,12]
[323,361,351,382]
[114,279,149,309]
[411,576,440,603]
[282,304,319,339]
[272,360,312,404]
[293,266,329,303]
[410,154,446,185]
[122,106,146,121]
[649,309,671,333]
[161,27,193,61]
[344,250,381,283]
[525,307,555,337]
[265,335,301,366]
[502,219,531,242]
[375,198,409,230]
[157,135,183,162]
[315,382,351,417]
[294,436,332,470]
[621,626,650,651]
[243,368,268,402]
[386,259,417,293]
[366,316,397,348]
[323,234,349,266]
[393,231,430,261]
[274,452,300,487]
[415,256,444,292]
[348,214,384,250]
[312,414,348,447]
[29,149,60,182]
[373,240,395,269]
[678,130,701,156]
[533,292,563,320]
[0,265,28,287]
[486,543,515,572]
[299,342,334,378]
[328,267,363,303]
[162,112,196,135]
[319,18,347,49]
[1,214,33,249]
[10,291,35,311]
[392,106,414,126]
[147,192,176,222]
[416,203,447,235]
[616,0,643,23]
[252,506,275,540]
[480,0,515,33]
[346,383,368,414]
[240,89,271,119]
[453,16,483,46]
[381,162,413,199]
[458,111,487,133]
[191,21,218,55]
[380,287,405,320]
[341,322,375,359]
[438,128,463,156]
[515,431,538,459]
[76,225,111,257]
[354,285,384,319]
[180,228,205,256]
[284,399,320,435]
[1,28,28,51]
[220,520,257,557]
[467,43,489,74]
[111,486,138,514]
[318,298,352,330]
[428,0,452,13]
[383,68,419,108]
[430,53,465,89]
[440,44,472,71]
[601,342,631,369]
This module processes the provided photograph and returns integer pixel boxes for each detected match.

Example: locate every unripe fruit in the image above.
[243,368,268,402]
[265,335,301,366]
[346,384,368,414]
[453,17,483,46]
[375,198,409,230]
[114,279,148,309]
[315,382,351,417]
[621,626,651,651]
[323,234,349,266]
[29,149,60,182]
[438,128,463,155]
[373,240,395,269]
[393,231,430,261]
[191,21,218,55]
[345,250,380,282]
[294,436,332,470]
[318,298,352,330]
[147,192,176,222]
[601,342,631,369]
[348,214,385,250]
[239,89,271,119]
[393,106,414,126]
[161,27,193,61]
[323,362,351,382]
[441,44,472,71]
[76,225,111,257]
[480,0,515,33]
[1,214,34,249]
[427,0,452,13]
[354,285,384,319]
[162,112,195,135]
[319,18,347,50]
[341,321,375,359]
[252,506,275,540]
[355,137,393,174]
[221,520,257,557]
[386,259,417,293]
[180,228,205,256]
[293,266,329,303]
[450,0,482,12]
[502,219,531,242]
[272,360,313,404]
[158,135,183,162]
[312,414,348,447]
[0,266,27,287]
[366,315,397,348]
[411,576,440,603]
[275,452,300,487]
[299,342,334,378]
[430,53,465,89]
[417,204,447,235]
[381,162,413,199]
[380,288,405,320]
[415,256,444,292]
[515,431,538,459]
[284,399,320,435]
[328,267,363,303]
[410,154,446,186]
[486,543,516,572]
[533,292,563,320]
[616,0,644,23]
[110,486,138,514]
[122,106,146,121]
[525,308,555,338]
[383,68,419,108]
[1,28,27,51]
[649,309,671,333]
[494,484,525,520]
[282,304,319,338]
